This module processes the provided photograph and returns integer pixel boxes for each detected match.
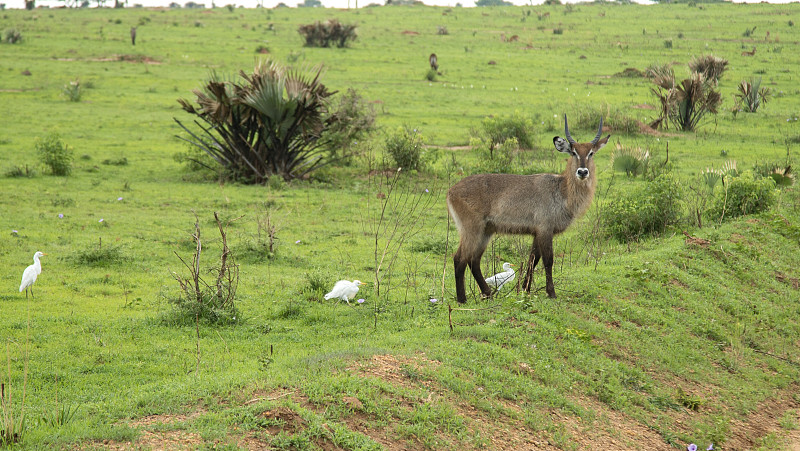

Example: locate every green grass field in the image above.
[2,2,800,449]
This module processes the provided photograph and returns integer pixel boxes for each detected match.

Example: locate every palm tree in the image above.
[175,60,335,183]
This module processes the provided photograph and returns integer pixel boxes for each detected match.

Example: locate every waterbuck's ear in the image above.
[553,136,572,154]
[593,134,611,152]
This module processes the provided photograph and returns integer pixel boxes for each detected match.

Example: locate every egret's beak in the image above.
[42,253,49,256]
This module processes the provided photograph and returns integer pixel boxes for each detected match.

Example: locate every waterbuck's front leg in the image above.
[537,233,557,298]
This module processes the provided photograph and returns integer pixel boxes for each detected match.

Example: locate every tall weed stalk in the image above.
[364,157,441,326]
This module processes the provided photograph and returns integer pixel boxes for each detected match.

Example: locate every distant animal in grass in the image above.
[485,262,516,291]
[429,53,441,74]
[19,251,47,299]
[324,280,366,304]
[131,27,136,46]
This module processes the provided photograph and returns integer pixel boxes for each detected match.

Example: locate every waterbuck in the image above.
[447,115,609,303]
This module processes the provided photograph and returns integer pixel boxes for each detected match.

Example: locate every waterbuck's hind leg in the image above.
[522,236,541,292]
[453,254,469,304]
[469,257,493,298]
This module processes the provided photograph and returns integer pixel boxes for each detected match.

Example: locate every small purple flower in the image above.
[117,197,123,201]
[430,298,438,303]
[99,218,104,223]
[687,444,697,451]
[425,188,429,193]
[58,213,64,218]
[357,298,365,304]
[12,230,18,234]
[295,240,301,244]
[707,445,714,451]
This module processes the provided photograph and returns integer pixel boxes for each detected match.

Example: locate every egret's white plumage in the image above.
[324,280,366,304]
[485,262,515,290]
[19,251,46,298]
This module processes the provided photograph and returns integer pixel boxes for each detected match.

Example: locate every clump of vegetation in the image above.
[688,54,728,85]
[651,72,722,132]
[62,79,82,102]
[709,171,777,221]
[604,173,683,242]
[385,126,427,171]
[425,68,438,82]
[322,87,376,159]
[572,104,639,135]
[733,77,771,113]
[753,161,793,187]
[168,212,239,325]
[72,238,128,266]
[4,165,36,178]
[645,62,673,80]
[470,136,519,174]
[36,132,73,176]
[175,60,335,183]
[298,19,357,48]
[650,55,727,131]
[472,111,535,153]
[612,144,650,177]
[3,28,22,44]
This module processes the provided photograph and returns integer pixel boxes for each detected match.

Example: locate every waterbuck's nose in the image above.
[576,168,589,179]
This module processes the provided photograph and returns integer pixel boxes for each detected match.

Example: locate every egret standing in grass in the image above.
[19,251,47,299]
[485,262,515,291]
[324,280,366,304]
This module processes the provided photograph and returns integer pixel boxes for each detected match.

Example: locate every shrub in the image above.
[72,240,127,266]
[36,133,73,176]
[3,28,22,44]
[688,55,728,85]
[651,72,721,131]
[753,162,794,187]
[612,145,650,177]
[472,136,519,174]
[62,79,82,102]
[322,87,376,158]
[385,126,426,171]
[572,104,639,135]
[168,213,239,325]
[475,111,535,152]
[425,68,438,82]
[733,77,771,113]
[176,60,335,183]
[298,19,357,48]
[604,174,682,242]
[4,165,36,178]
[709,171,776,221]
[645,62,673,80]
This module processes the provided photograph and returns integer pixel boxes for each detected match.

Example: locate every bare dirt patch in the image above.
[57,55,161,64]
[726,388,800,449]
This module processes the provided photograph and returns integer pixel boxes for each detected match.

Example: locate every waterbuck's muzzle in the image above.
[576,167,589,179]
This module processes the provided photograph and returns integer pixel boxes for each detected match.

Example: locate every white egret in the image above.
[19,251,47,298]
[485,262,515,291]
[324,280,366,304]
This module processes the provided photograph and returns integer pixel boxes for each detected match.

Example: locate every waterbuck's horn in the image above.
[564,114,576,145]
[591,117,604,145]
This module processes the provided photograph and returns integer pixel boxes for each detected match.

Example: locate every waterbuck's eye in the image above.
[588,151,594,158]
